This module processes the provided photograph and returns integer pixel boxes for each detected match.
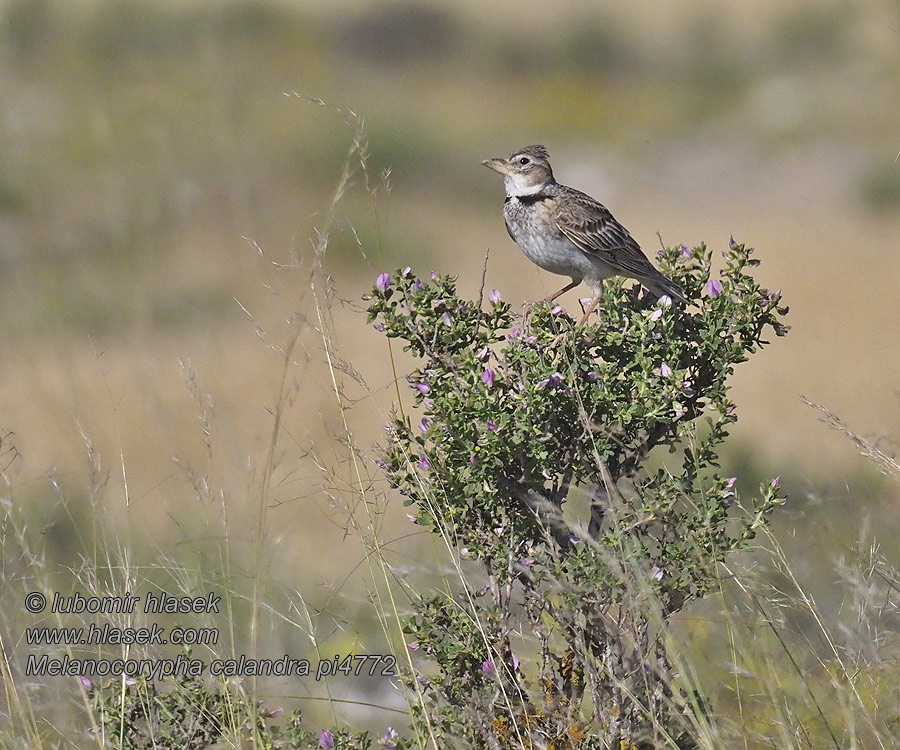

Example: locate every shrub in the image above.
[367,241,788,749]
[86,670,412,750]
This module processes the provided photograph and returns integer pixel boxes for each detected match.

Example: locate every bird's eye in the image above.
[518,157,530,165]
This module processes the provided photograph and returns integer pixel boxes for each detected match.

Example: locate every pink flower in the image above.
[476,345,490,362]
[79,676,92,691]
[441,312,452,326]
[376,273,390,292]
[482,368,495,387]
[381,727,399,749]
[488,289,502,304]
[706,279,723,298]
[401,266,412,277]
[319,730,335,749]
[417,455,431,470]
[658,363,672,377]
[407,641,419,651]
[486,421,496,431]
[650,308,663,321]
[482,660,496,676]
[538,372,563,389]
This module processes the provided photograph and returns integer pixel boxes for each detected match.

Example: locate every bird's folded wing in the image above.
[555,192,657,278]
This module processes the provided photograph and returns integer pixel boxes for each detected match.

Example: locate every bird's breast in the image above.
[503,199,612,281]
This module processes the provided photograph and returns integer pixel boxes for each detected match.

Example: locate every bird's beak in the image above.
[481,158,513,176]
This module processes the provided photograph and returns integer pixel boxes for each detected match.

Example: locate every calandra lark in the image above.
[482,145,685,324]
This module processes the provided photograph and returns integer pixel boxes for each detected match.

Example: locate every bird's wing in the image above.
[553,188,659,279]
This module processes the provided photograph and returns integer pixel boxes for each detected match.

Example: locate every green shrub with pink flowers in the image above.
[366,240,788,749]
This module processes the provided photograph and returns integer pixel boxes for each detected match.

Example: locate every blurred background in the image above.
[1,0,899,738]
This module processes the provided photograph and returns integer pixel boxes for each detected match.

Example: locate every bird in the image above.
[482,145,686,324]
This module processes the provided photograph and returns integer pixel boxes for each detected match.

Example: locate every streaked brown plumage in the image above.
[482,145,685,323]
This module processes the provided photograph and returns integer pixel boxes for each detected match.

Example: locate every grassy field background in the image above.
[2,0,899,744]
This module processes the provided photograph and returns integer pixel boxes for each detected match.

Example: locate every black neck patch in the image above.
[506,193,552,206]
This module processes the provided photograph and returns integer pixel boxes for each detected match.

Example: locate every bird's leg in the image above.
[578,291,603,325]
[531,278,580,330]
[524,278,578,324]
[543,278,580,304]
[544,279,587,348]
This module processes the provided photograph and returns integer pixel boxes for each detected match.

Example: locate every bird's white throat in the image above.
[504,173,549,197]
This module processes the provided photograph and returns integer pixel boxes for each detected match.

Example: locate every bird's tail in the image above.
[640,270,688,305]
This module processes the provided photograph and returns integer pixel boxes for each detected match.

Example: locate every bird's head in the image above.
[482,145,554,196]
